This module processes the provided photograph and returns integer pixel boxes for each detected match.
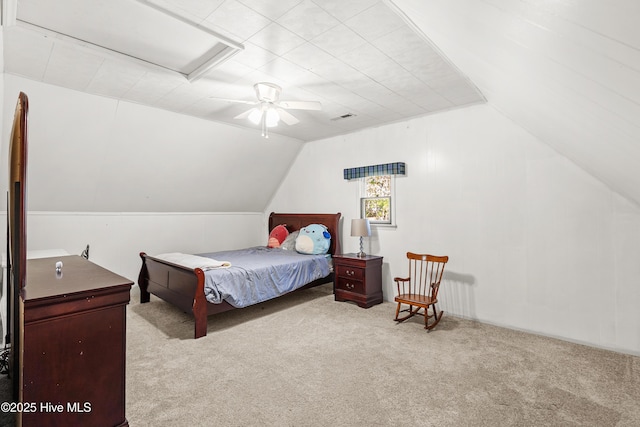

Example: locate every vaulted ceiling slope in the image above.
[1,0,484,141]
[393,0,640,207]
[3,1,639,208]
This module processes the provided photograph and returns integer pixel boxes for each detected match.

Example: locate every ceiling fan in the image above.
[211,82,322,138]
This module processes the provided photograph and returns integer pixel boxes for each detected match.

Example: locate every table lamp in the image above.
[351,218,371,257]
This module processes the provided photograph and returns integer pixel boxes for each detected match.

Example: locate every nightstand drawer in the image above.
[336,265,364,280]
[336,276,364,293]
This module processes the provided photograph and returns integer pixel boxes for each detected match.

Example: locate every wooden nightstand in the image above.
[333,253,383,308]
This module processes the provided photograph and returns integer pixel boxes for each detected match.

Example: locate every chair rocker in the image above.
[394,252,448,330]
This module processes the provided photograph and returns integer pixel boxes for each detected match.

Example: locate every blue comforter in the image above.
[197,247,331,307]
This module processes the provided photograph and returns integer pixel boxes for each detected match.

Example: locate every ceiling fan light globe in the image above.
[247,108,262,125]
[266,109,280,127]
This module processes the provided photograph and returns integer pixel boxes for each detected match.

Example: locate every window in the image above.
[344,162,404,227]
[360,174,394,225]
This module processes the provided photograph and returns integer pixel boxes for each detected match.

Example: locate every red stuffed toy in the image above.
[268,224,289,248]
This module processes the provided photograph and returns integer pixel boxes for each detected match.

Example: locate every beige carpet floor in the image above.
[2,283,640,426]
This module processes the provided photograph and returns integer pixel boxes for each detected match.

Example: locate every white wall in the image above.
[24,211,266,282]
[1,75,304,213]
[267,104,640,355]
[0,209,266,296]
[393,0,640,208]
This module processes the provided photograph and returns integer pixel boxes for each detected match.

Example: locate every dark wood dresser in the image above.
[333,254,383,308]
[18,255,132,427]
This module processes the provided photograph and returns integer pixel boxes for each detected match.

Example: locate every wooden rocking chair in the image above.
[394,252,448,330]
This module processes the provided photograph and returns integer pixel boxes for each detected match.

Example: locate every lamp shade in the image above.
[351,218,371,237]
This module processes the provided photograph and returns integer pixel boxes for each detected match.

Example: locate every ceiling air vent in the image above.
[331,113,357,121]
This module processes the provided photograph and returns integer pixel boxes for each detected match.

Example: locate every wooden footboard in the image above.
[138,252,210,338]
[138,212,342,339]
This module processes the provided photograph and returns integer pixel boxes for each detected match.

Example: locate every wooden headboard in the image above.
[268,212,342,256]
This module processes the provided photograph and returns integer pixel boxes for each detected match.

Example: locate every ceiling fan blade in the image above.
[234,109,255,120]
[276,108,300,126]
[210,97,258,106]
[277,100,322,111]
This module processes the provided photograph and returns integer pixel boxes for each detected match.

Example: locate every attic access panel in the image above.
[13,0,243,81]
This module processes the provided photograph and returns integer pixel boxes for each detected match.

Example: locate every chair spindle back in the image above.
[407,252,448,299]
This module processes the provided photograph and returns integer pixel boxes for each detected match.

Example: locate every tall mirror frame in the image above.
[7,91,29,400]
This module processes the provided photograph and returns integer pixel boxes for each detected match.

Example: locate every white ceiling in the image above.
[1,0,485,141]
[393,0,640,207]
[3,0,640,207]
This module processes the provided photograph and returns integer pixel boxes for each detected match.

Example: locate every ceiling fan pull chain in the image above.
[261,113,268,138]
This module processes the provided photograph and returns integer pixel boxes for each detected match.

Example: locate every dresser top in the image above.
[22,255,132,302]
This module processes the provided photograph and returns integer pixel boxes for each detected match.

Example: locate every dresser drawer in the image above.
[336,264,364,280]
[336,276,364,294]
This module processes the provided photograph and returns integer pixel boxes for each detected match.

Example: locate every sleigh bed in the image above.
[138,212,342,338]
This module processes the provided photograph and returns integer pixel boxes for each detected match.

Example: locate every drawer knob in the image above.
[346,270,355,276]
[346,283,354,290]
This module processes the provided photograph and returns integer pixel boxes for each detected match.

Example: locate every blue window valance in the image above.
[343,162,406,180]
